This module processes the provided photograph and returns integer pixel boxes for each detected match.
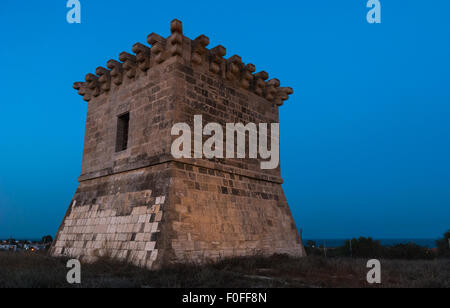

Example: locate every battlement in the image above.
[73,19,293,107]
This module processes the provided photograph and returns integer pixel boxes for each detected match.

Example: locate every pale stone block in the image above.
[136,233,144,242]
[150,249,158,261]
[131,207,141,215]
[142,233,152,241]
[138,215,146,223]
[137,250,145,259]
[134,224,142,233]
[132,215,139,223]
[145,242,156,251]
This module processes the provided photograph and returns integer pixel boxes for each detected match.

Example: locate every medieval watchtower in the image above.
[51,20,305,269]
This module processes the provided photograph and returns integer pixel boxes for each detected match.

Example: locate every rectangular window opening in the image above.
[116,113,130,152]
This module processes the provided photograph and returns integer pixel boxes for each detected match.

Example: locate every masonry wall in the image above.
[51,160,304,268]
[160,62,305,262]
[52,59,180,268]
[51,163,170,268]
[52,20,305,268]
[170,61,282,182]
[79,59,179,181]
[165,162,304,262]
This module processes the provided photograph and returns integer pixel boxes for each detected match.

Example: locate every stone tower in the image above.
[51,20,305,269]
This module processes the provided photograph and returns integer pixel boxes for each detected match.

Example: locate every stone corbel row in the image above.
[73,19,293,105]
[73,19,183,101]
[188,34,293,105]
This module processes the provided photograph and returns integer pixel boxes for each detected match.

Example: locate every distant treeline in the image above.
[305,231,450,260]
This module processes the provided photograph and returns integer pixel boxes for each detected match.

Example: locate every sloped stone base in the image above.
[51,162,305,269]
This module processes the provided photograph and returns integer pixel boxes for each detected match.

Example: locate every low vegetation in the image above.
[1,231,448,288]
[0,251,449,288]
[306,231,450,260]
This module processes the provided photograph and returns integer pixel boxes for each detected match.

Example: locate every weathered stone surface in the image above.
[52,20,304,269]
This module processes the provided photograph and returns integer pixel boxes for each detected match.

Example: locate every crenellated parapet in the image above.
[132,43,151,72]
[168,19,183,57]
[118,52,137,79]
[147,33,166,65]
[73,19,294,106]
[192,35,210,65]
[106,60,123,86]
[95,67,111,93]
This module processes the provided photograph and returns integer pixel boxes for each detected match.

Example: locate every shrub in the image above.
[385,243,434,260]
[344,237,384,258]
[436,230,450,258]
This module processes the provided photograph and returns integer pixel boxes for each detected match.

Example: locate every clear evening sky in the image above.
[0,1,449,239]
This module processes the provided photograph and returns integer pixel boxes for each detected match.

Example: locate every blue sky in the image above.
[0,1,449,239]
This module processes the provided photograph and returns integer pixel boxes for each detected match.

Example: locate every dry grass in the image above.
[0,251,448,288]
